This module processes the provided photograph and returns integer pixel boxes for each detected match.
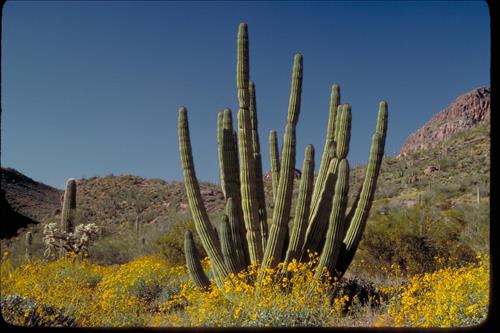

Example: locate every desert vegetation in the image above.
[0,22,490,328]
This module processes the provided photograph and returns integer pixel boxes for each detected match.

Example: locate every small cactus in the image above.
[25,231,33,259]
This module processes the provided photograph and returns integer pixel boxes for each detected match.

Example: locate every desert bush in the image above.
[354,204,477,276]
[152,255,384,327]
[445,202,489,253]
[88,230,144,265]
[0,253,187,327]
[1,295,77,327]
[376,254,489,327]
[157,217,206,264]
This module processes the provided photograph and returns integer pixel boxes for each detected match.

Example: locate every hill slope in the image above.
[1,168,62,238]
[399,86,490,156]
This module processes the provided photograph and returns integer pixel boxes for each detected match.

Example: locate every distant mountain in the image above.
[1,168,62,238]
[399,87,490,156]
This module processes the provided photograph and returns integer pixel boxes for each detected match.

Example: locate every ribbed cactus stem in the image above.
[237,108,264,264]
[236,23,263,264]
[315,158,349,279]
[184,231,211,289]
[249,81,268,250]
[261,125,296,270]
[269,129,280,201]
[336,102,388,276]
[222,109,250,267]
[220,214,240,274]
[286,54,303,126]
[178,107,230,281]
[303,104,350,257]
[25,231,33,259]
[284,144,314,266]
[60,178,77,233]
[217,111,226,196]
[335,104,351,159]
[261,53,302,271]
[221,109,241,202]
[301,157,339,258]
[311,84,340,209]
[226,198,247,270]
[237,23,250,109]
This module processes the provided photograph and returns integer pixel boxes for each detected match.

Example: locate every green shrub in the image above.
[156,217,206,264]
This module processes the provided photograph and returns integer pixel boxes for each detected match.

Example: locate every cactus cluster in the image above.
[178,23,388,290]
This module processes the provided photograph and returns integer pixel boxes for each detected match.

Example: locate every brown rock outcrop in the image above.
[399,87,490,156]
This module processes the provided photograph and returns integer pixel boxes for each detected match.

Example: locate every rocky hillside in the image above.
[74,175,227,229]
[1,168,62,238]
[399,87,490,156]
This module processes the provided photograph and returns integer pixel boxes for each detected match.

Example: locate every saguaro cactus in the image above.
[179,22,388,291]
[25,231,33,259]
[60,178,77,233]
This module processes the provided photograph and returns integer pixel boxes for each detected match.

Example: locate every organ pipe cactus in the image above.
[269,129,280,201]
[184,231,211,289]
[179,22,388,290]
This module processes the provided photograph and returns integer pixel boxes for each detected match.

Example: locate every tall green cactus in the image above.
[269,129,280,202]
[311,85,340,208]
[61,178,77,233]
[219,215,240,274]
[184,231,211,289]
[249,81,268,251]
[178,107,230,283]
[236,23,264,265]
[261,53,302,271]
[283,144,314,265]
[178,22,388,291]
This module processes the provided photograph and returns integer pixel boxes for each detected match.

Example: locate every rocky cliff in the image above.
[399,87,490,156]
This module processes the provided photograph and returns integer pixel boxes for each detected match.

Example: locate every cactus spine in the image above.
[178,22,388,290]
[184,231,211,289]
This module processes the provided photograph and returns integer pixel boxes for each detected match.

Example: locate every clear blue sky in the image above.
[2,1,490,189]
